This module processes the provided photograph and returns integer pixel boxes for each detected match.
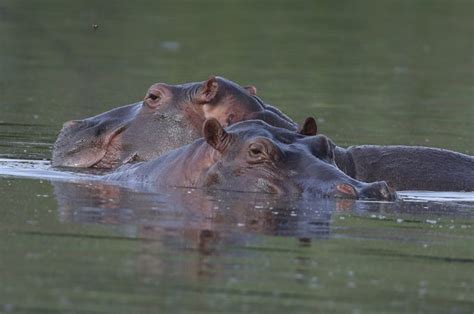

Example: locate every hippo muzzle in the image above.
[332,181,397,201]
[52,103,142,168]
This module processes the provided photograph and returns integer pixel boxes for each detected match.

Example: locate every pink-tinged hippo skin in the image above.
[334,145,474,191]
[200,95,474,192]
[52,75,473,192]
[203,95,474,192]
[209,95,474,192]
[52,76,297,169]
[185,85,474,192]
[104,118,397,201]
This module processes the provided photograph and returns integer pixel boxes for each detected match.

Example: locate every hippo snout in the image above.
[359,181,397,201]
[330,181,397,201]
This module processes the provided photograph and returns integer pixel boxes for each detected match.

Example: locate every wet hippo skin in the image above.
[104,118,396,201]
[334,145,474,191]
[198,88,474,192]
[52,76,473,192]
[52,76,296,169]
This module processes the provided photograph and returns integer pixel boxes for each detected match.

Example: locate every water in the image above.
[1,0,473,313]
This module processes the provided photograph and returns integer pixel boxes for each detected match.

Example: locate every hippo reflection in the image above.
[52,179,344,239]
[51,179,353,279]
[105,119,396,201]
[52,76,295,169]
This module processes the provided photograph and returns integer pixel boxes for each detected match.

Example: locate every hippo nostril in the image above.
[360,181,397,201]
[374,181,397,201]
[380,182,397,201]
[380,183,390,199]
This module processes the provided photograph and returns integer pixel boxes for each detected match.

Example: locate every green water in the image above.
[0,0,473,313]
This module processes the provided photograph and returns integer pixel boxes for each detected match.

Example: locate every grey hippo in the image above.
[104,118,396,201]
[52,76,295,169]
[53,76,474,192]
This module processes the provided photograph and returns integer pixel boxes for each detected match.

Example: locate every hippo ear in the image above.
[243,85,257,96]
[194,76,219,104]
[299,117,318,136]
[203,118,231,153]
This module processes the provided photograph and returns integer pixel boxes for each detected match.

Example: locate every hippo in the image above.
[52,76,296,169]
[334,145,474,191]
[188,90,474,192]
[53,75,473,192]
[104,118,396,201]
[200,100,474,191]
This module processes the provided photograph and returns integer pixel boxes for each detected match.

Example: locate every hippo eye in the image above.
[250,147,262,156]
[248,143,266,159]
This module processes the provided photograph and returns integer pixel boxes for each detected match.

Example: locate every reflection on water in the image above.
[0,161,473,313]
[1,0,473,312]
[400,191,474,203]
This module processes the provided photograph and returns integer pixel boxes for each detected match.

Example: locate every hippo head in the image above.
[52,76,285,169]
[198,118,397,201]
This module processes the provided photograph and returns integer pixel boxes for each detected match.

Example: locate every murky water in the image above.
[1,1,473,313]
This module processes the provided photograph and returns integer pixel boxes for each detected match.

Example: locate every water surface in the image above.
[0,0,473,313]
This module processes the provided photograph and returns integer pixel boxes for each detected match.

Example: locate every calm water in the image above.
[0,0,473,313]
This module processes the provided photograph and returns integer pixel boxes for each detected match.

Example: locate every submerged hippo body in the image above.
[52,76,296,169]
[105,119,396,201]
[334,145,474,191]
